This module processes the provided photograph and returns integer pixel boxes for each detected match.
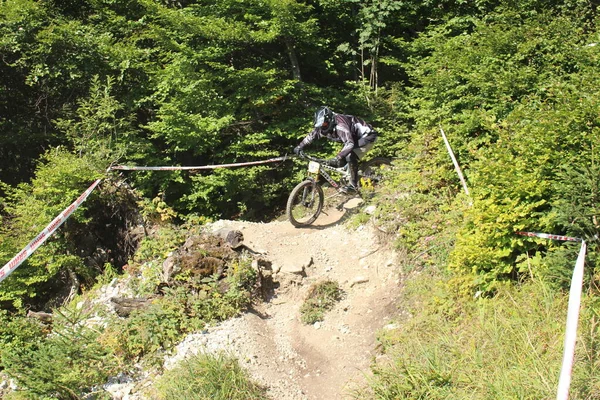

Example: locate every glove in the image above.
[327,157,342,167]
[293,146,301,155]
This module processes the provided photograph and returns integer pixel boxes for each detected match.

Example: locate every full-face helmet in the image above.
[313,106,335,133]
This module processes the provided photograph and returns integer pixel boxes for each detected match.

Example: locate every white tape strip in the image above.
[440,127,470,197]
[110,156,289,171]
[516,231,585,399]
[556,240,586,400]
[0,179,102,284]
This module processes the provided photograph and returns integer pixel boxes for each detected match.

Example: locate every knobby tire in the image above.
[286,180,324,228]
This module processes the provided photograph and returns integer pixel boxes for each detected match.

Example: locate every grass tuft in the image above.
[300,280,344,324]
[354,269,600,399]
[152,352,267,400]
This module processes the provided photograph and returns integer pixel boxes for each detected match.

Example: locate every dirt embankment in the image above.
[99,200,402,400]
[183,202,402,400]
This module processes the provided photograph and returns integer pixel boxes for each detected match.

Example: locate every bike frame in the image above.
[287,152,391,227]
[304,159,348,191]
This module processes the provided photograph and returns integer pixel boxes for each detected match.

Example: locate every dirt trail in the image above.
[194,200,402,400]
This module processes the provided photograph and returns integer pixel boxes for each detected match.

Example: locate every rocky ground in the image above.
[157,199,403,400]
[95,198,403,399]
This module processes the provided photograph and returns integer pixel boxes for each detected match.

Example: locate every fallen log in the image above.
[27,310,53,324]
[110,297,154,317]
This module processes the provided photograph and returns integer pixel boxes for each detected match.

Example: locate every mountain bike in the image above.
[286,151,391,227]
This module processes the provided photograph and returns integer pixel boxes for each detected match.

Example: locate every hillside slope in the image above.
[156,201,402,400]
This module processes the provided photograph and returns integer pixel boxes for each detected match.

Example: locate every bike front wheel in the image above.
[286,180,324,227]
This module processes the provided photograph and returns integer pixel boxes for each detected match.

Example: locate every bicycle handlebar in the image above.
[297,151,327,164]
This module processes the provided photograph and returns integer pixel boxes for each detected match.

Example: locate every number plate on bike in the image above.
[308,161,320,173]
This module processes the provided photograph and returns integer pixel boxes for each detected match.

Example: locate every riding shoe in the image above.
[340,184,358,194]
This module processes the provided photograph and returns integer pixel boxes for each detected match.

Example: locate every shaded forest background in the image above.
[1,0,600,315]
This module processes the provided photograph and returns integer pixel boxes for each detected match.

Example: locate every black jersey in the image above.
[298,114,376,158]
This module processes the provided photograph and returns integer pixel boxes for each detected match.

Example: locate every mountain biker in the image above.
[293,106,378,194]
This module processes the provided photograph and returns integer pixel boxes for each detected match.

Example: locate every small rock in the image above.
[350,276,369,287]
[384,323,399,330]
[343,198,363,210]
[280,254,311,275]
[364,205,377,215]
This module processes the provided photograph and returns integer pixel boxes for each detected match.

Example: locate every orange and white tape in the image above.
[516,231,581,243]
[517,231,585,400]
[0,179,102,284]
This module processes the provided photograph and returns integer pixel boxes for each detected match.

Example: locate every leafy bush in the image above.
[390,6,600,295]
[102,258,258,365]
[0,305,118,399]
[125,224,186,296]
[543,160,600,289]
[0,310,47,361]
[0,149,103,307]
[368,156,463,274]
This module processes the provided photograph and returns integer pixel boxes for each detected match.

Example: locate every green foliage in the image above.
[0,149,103,307]
[7,0,600,397]
[1,0,405,223]
[54,75,137,166]
[125,224,186,296]
[95,263,120,287]
[387,4,600,295]
[300,280,343,324]
[0,224,260,396]
[103,257,257,365]
[0,305,118,398]
[0,310,47,360]
[357,270,599,399]
[138,193,180,225]
[152,352,267,400]
[542,152,600,288]
[369,155,462,273]
[103,294,190,366]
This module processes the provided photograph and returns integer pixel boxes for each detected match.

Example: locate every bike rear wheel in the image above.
[359,157,391,188]
[286,180,324,227]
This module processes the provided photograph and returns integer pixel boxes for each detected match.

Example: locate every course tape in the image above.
[0,156,291,286]
[0,179,103,284]
[516,231,582,242]
[556,240,586,400]
[516,231,585,400]
[110,156,289,171]
[440,127,470,197]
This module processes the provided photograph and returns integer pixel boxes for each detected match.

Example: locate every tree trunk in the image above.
[285,37,302,81]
